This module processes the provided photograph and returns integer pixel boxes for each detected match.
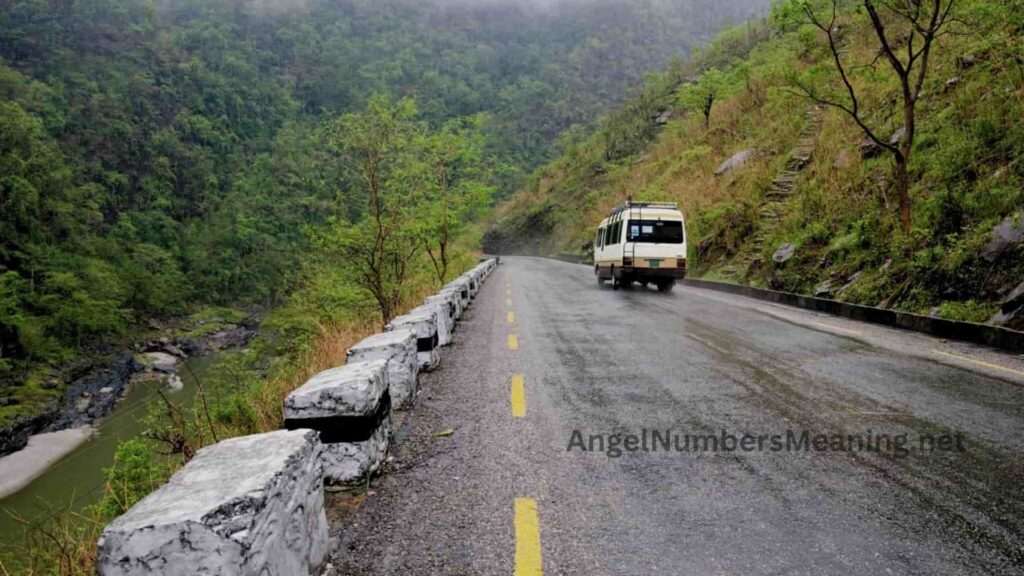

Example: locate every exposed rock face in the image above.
[773,243,796,264]
[386,312,440,373]
[715,148,756,176]
[814,279,834,298]
[980,213,1024,262]
[412,302,452,346]
[49,354,143,431]
[284,360,392,485]
[347,330,418,409]
[989,280,1024,331]
[97,430,329,576]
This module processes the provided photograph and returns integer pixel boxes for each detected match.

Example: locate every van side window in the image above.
[611,221,621,245]
[595,227,604,248]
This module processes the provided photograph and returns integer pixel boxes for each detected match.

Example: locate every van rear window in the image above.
[627,220,683,244]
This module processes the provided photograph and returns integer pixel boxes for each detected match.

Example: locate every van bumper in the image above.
[616,266,686,281]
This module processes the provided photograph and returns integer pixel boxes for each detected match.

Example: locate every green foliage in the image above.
[93,439,171,519]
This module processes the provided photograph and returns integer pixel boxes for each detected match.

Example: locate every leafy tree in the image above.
[790,0,958,233]
[327,95,423,324]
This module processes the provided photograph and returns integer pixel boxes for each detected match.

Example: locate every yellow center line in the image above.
[511,374,526,417]
[507,311,515,324]
[811,321,863,336]
[514,498,543,576]
[932,349,1024,378]
[508,334,519,350]
[506,298,513,306]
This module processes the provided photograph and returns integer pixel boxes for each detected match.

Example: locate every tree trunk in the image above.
[894,158,911,234]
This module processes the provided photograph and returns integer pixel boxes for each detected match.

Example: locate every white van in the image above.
[593,201,687,292]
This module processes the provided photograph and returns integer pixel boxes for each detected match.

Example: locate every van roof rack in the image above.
[609,200,678,215]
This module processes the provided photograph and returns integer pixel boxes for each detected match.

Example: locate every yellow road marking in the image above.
[508,334,519,350]
[811,321,862,336]
[507,298,513,306]
[507,311,515,324]
[932,349,1024,378]
[514,498,543,576]
[511,374,526,417]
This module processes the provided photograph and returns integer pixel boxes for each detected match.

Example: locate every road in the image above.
[330,256,1024,576]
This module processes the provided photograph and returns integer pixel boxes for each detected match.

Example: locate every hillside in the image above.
[0,0,772,431]
[489,0,1024,328]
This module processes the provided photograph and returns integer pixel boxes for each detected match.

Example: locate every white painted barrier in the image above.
[97,430,328,576]
[385,311,439,372]
[412,302,452,346]
[346,330,418,409]
[284,360,392,485]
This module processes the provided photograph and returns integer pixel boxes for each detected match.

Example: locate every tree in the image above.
[679,68,728,129]
[791,0,957,233]
[328,95,423,324]
[418,116,496,286]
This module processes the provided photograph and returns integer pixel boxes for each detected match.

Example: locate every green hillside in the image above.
[489,0,1024,327]
[0,0,770,424]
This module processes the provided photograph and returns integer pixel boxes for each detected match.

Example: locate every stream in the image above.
[0,355,216,549]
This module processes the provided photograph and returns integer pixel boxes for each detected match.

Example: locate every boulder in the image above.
[386,311,440,372]
[715,148,756,176]
[654,110,672,125]
[814,279,834,298]
[773,243,796,264]
[989,280,1024,330]
[980,213,1024,262]
[96,430,329,576]
[889,127,906,147]
[284,360,392,485]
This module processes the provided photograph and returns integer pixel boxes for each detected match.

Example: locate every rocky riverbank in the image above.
[0,312,259,458]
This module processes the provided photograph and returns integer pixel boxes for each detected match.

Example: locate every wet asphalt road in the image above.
[332,256,1024,576]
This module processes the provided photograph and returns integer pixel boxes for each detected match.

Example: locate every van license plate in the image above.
[648,259,661,268]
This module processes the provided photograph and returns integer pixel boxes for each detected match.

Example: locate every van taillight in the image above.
[677,258,686,269]
[623,257,633,267]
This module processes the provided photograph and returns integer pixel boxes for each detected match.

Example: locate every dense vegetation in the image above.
[0,0,772,424]
[491,0,1024,324]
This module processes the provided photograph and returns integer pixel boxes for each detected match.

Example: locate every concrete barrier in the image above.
[346,330,418,409]
[444,278,471,310]
[386,311,440,372]
[460,273,479,298]
[412,301,452,346]
[424,291,461,325]
[97,430,328,576]
[683,278,1024,354]
[284,360,392,485]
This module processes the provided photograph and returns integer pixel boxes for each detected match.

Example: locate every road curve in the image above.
[331,256,1024,576]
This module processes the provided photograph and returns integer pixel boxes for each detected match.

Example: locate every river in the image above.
[0,355,215,549]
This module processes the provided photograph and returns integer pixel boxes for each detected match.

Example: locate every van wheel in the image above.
[611,268,621,290]
[657,280,675,293]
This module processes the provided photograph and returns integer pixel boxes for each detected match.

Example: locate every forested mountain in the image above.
[490,0,1023,325]
[0,0,771,384]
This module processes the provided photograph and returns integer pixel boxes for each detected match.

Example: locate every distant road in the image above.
[334,256,1024,575]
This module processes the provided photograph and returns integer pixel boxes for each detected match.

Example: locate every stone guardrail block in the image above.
[97,429,328,576]
[460,273,479,298]
[412,302,452,346]
[386,311,440,372]
[284,360,392,485]
[425,290,462,324]
[347,330,418,409]
[441,282,470,312]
